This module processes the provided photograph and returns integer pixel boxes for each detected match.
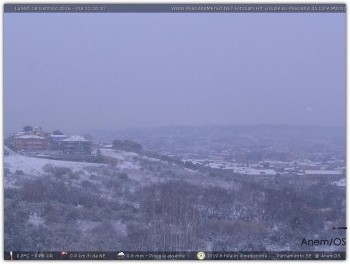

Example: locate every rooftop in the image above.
[62,135,89,142]
[305,170,343,175]
[13,132,25,136]
[50,135,67,138]
[15,135,46,140]
[243,169,277,176]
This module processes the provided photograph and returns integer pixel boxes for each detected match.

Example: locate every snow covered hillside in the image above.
[4,147,202,188]
[4,147,346,253]
[5,154,102,176]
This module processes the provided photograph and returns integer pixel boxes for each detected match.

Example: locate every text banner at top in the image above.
[4,4,347,13]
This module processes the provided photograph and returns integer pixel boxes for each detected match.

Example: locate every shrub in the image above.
[15,170,24,175]
[100,156,118,166]
[118,173,128,181]
[112,140,142,153]
[4,188,18,199]
[68,171,80,180]
[81,180,98,192]
[4,168,11,176]
[43,164,72,177]
[19,179,48,202]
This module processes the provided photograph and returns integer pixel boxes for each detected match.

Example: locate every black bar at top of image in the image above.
[4,4,347,13]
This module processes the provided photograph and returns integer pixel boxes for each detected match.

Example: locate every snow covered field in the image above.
[4,154,103,175]
[4,148,144,176]
[100,148,141,169]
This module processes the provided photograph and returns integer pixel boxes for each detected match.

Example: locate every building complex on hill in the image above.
[11,126,91,154]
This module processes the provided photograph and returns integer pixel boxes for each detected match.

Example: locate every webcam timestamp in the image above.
[13,5,107,12]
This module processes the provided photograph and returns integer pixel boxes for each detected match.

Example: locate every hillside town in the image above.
[91,125,346,186]
[5,125,346,187]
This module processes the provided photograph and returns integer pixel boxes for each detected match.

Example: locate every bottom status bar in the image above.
[4,251,346,260]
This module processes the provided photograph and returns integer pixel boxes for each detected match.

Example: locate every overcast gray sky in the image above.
[4,12,345,135]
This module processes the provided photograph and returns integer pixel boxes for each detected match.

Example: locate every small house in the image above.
[61,135,91,154]
[49,134,67,150]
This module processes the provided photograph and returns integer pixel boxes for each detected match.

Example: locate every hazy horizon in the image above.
[4,12,346,136]
[4,122,346,139]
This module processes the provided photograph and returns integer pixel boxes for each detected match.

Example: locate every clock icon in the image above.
[197,251,206,260]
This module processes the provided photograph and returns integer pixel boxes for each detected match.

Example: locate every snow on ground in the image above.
[112,220,127,236]
[332,178,346,187]
[182,159,208,164]
[5,148,143,177]
[118,162,141,170]
[4,146,16,155]
[28,213,45,226]
[141,156,159,162]
[100,149,141,169]
[141,156,168,164]
[4,154,104,175]
[122,168,160,186]
[101,149,137,159]
[76,220,100,233]
[204,161,277,176]
[75,220,127,236]
[184,168,196,173]
[5,149,241,191]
